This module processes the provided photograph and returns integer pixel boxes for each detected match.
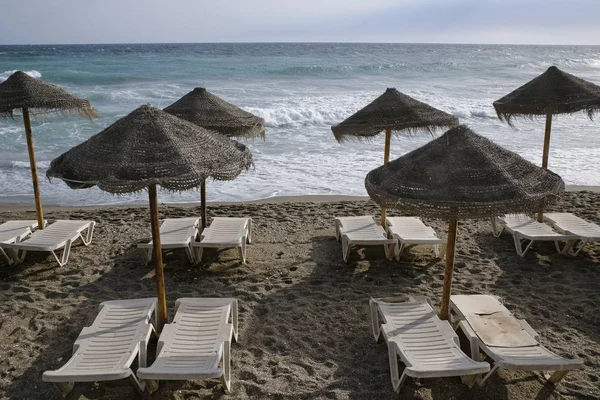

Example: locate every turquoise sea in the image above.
[1,43,599,205]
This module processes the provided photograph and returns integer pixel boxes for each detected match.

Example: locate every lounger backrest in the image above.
[71,298,156,371]
[377,299,463,366]
[0,220,38,243]
[163,299,232,360]
[386,217,437,237]
[203,218,248,241]
[546,213,600,238]
[501,214,557,235]
[24,220,91,246]
[338,217,385,237]
[451,295,537,348]
[160,218,200,242]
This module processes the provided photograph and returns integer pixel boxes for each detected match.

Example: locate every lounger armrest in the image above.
[457,320,481,361]
[217,324,235,344]
[517,319,540,342]
[440,320,460,346]
[156,324,176,355]
[380,323,396,342]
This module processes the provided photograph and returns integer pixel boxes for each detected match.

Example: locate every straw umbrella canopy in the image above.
[47,105,253,331]
[331,88,458,226]
[365,125,564,320]
[0,71,98,229]
[164,87,265,228]
[494,66,600,170]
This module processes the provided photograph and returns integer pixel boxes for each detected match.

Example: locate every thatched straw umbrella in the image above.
[164,88,265,228]
[331,88,458,226]
[47,105,252,331]
[494,66,600,170]
[0,71,98,229]
[365,125,564,320]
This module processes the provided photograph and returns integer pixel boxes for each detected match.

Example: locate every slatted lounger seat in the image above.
[42,298,157,397]
[491,214,577,256]
[369,296,490,392]
[451,294,584,386]
[545,212,600,256]
[192,217,251,264]
[138,217,200,264]
[335,216,396,263]
[137,298,239,394]
[386,217,446,260]
[0,220,44,265]
[2,220,95,267]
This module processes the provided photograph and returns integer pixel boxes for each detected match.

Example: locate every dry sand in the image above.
[0,192,599,400]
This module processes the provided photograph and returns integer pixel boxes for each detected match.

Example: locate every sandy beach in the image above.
[0,191,599,400]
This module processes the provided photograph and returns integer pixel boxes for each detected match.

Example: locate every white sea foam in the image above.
[2,43,600,206]
[0,69,42,82]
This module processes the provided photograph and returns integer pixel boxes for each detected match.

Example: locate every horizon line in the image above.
[1,41,599,47]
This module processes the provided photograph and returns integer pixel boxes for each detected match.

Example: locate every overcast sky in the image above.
[1,0,599,45]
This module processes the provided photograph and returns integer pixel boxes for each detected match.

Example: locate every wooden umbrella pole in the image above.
[440,219,457,321]
[23,107,45,229]
[538,111,553,222]
[380,129,392,227]
[149,184,167,332]
[541,111,553,169]
[200,178,207,231]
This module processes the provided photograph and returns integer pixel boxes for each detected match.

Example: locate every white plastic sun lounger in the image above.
[451,294,584,386]
[386,217,446,260]
[137,298,238,394]
[42,298,157,397]
[491,214,577,256]
[335,216,396,263]
[369,296,490,392]
[192,217,251,264]
[0,220,45,265]
[138,217,200,264]
[545,212,600,256]
[2,220,95,267]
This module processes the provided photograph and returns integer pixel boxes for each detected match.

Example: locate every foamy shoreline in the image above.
[0,185,598,211]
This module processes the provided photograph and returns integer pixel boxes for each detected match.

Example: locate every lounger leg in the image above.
[569,240,587,256]
[369,300,382,342]
[461,373,479,388]
[478,365,498,386]
[53,381,74,398]
[221,341,232,394]
[194,246,204,265]
[80,222,96,246]
[185,244,195,264]
[0,247,14,265]
[388,343,408,392]
[342,237,351,263]
[513,234,533,257]
[438,243,447,259]
[51,239,72,267]
[128,373,145,395]
[546,370,570,384]
[140,248,151,265]
[491,217,504,237]
[231,299,239,342]
[247,220,252,244]
[238,241,247,264]
[395,242,405,261]
[7,248,26,264]
[384,243,394,261]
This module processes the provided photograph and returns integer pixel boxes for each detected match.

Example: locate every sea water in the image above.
[0,43,599,206]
